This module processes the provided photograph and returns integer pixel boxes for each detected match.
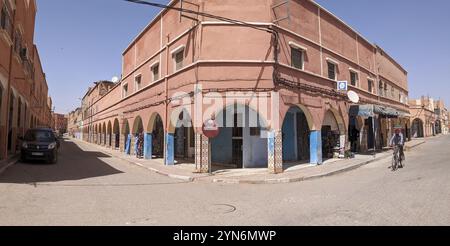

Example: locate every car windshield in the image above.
[24,130,55,142]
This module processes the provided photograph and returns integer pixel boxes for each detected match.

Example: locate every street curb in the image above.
[212,141,427,185]
[70,138,197,182]
[0,157,20,175]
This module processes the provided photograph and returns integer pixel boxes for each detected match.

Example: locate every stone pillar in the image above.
[195,133,210,173]
[106,134,111,148]
[130,135,136,156]
[144,133,152,159]
[310,130,322,165]
[165,133,174,165]
[112,133,116,149]
[119,134,124,152]
[267,130,283,174]
[339,134,346,157]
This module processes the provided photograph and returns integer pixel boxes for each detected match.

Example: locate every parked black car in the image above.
[20,128,60,164]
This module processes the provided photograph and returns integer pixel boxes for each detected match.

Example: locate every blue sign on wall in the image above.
[337,81,348,91]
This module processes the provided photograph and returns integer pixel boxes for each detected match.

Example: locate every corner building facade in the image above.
[80,0,409,173]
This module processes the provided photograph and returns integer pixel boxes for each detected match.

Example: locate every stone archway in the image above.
[122,120,131,154]
[113,119,120,149]
[321,110,344,160]
[147,113,164,159]
[411,118,424,138]
[132,116,144,158]
[211,103,269,169]
[102,122,107,145]
[281,106,312,165]
[107,121,112,147]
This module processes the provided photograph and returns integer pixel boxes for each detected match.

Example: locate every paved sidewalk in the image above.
[69,138,210,182]
[69,137,427,184]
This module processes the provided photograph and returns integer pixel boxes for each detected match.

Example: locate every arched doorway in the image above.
[411,118,424,138]
[132,116,144,158]
[147,114,164,158]
[98,124,102,145]
[171,109,195,163]
[282,106,311,164]
[321,110,343,160]
[435,120,442,135]
[211,104,268,169]
[113,119,120,149]
[107,121,112,147]
[102,122,107,145]
[122,120,131,154]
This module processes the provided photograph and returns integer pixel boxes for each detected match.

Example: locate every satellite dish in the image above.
[347,90,360,103]
[111,76,119,83]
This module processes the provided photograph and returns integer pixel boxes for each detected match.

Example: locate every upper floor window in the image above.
[0,5,12,34]
[350,70,359,87]
[291,48,304,70]
[134,75,142,91]
[122,83,128,98]
[368,79,374,94]
[171,45,185,72]
[289,42,306,70]
[327,61,337,81]
[151,63,160,82]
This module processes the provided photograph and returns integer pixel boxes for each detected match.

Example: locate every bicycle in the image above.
[391,145,403,171]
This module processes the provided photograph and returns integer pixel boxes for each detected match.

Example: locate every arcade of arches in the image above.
[81,103,354,174]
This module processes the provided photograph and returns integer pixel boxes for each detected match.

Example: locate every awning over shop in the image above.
[349,104,409,118]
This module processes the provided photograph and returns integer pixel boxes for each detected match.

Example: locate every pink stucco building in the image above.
[77,0,410,173]
[0,0,53,162]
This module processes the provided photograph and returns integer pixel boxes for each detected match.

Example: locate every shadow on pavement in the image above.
[0,139,124,184]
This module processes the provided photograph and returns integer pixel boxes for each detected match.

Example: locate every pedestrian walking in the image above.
[136,133,144,159]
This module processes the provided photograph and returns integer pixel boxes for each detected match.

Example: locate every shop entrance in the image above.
[321,110,341,159]
[151,114,164,158]
[173,111,195,161]
[211,104,267,169]
[282,106,311,163]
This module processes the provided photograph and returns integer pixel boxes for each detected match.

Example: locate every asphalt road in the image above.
[0,135,449,225]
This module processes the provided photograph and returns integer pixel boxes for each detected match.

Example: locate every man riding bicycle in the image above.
[390,127,405,168]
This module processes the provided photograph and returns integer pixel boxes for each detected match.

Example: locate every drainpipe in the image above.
[164,34,170,163]
[3,7,16,160]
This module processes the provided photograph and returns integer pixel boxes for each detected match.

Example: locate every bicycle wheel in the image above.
[392,148,398,171]
[392,155,397,171]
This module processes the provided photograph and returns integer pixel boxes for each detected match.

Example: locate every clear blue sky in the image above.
[35,0,450,113]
